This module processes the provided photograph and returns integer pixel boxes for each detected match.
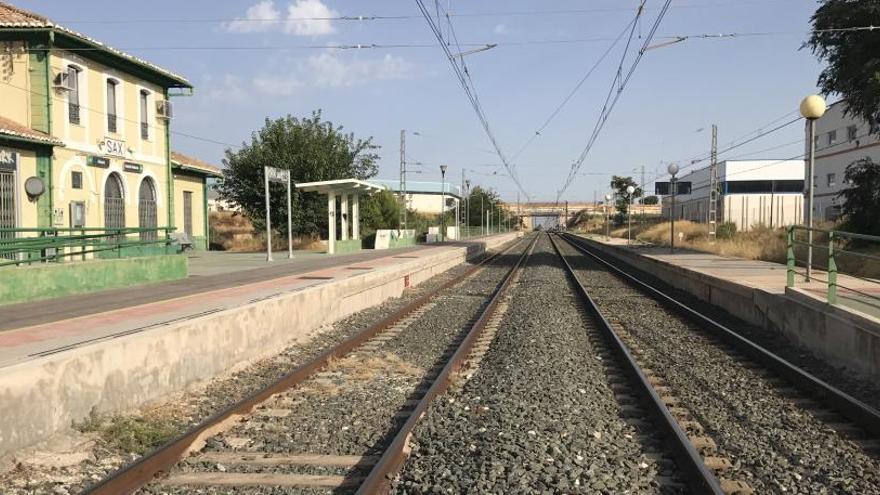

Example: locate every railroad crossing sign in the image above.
[263,166,294,262]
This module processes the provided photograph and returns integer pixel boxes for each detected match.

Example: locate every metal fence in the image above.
[0,227,176,267]
[786,225,880,310]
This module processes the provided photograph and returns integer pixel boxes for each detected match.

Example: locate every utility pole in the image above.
[565,201,569,229]
[641,165,646,204]
[399,129,407,230]
[708,124,719,240]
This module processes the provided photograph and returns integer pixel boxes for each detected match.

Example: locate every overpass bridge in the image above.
[510,202,660,229]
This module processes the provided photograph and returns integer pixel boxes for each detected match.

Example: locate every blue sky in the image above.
[20,0,824,202]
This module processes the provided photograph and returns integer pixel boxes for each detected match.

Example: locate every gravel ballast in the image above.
[395,234,675,494]
[140,238,533,494]
[1,247,507,495]
[560,236,880,494]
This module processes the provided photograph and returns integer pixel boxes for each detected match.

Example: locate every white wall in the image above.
[811,102,880,221]
[661,160,805,230]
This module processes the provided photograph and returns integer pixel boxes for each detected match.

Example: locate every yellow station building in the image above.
[0,1,219,250]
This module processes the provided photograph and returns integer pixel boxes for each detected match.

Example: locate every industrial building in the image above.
[661,159,805,230]
[368,179,461,215]
[809,100,880,222]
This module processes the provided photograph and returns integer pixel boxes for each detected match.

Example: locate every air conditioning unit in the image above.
[156,100,173,120]
[53,72,74,91]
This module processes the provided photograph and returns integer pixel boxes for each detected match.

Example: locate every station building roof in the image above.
[0,115,63,147]
[0,1,191,89]
[171,151,222,178]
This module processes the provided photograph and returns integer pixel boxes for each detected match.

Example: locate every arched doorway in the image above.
[138,177,158,241]
[104,173,125,233]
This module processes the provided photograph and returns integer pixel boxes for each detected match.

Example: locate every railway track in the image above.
[554,232,880,493]
[83,233,537,495]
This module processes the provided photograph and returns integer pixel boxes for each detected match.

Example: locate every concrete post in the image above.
[341,193,349,241]
[352,193,360,240]
[327,192,336,255]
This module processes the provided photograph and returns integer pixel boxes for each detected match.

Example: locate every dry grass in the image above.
[604,220,880,279]
[76,409,181,455]
[209,211,325,252]
[326,352,422,382]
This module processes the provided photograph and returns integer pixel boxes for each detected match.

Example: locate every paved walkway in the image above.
[582,234,880,319]
[0,239,497,368]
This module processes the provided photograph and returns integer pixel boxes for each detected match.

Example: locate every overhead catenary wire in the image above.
[632,110,805,194]
[509,16,638,163]
[52,1,803,24]
[0,79,242,149]
[557,0,672,204]
[413,0,531,202]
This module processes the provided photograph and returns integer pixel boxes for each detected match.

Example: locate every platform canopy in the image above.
[296,179,386,195]
[295,179,387,254]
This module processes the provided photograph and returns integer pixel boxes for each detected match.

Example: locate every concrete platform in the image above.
[0,233,521,458]
[578,234,880,382]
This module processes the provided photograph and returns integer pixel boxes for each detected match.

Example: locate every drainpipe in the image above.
[45,32,54,228]
[164,88,174,231]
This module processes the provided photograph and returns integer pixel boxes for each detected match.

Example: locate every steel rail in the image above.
[561,232,880,438]
[356,233,539,494]
[550,233,725,495]
[83,236,527,495]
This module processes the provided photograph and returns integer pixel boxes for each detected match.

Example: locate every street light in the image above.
[800,94,827,282]
[604,194,612,241]
[626,185,635,245]
[668,162,679,253]
[440,164,448,242]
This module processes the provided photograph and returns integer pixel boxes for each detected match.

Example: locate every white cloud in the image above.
[494,23,508,35]
[225,0,281,33]
[225,0,337,36]
[252,52,412,96]
[285,0,337,36]
[204,74,247,101]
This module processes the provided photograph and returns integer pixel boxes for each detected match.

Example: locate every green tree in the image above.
[217,110,379,237]
[360,190,400,233]
[807,1,880,129]
[610,176,643,216]
[642,195,659,205]
[838,157,880,235]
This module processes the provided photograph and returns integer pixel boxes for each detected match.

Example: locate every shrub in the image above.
[717,221,737,239]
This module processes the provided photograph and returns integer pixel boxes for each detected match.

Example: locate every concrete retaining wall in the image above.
[0,255,187,306]
[0,233,521,458]
[581,238,880,381]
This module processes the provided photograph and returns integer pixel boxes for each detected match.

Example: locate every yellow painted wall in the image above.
[47,50,168,159]
[0,148,38,232]
[173,173,205,239]
[0,42,31,126]
[51,147,170,230]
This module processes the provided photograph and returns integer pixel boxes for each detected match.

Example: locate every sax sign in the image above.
[264,166,294,262]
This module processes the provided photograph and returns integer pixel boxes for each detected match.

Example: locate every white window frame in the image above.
[139,89,151,141]
[105,77,119,135]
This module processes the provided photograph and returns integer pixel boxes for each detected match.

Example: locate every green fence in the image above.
[0,227,176,267]
[786,225,880,308]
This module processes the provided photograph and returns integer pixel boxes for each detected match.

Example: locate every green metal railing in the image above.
[0,227,176,267]
[787,225,880,308]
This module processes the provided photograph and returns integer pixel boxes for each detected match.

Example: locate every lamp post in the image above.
[626,185,635,245]
[465,179,471,238]
[604,194,612,240]
[800,94,827,282]
[440,164,448,242]
[668,162,679,254]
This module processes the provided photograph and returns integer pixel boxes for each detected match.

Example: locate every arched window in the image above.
[104,173,125,232]
[138,177,158,241]
[67,65,81,125]
[106,79,118,133]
